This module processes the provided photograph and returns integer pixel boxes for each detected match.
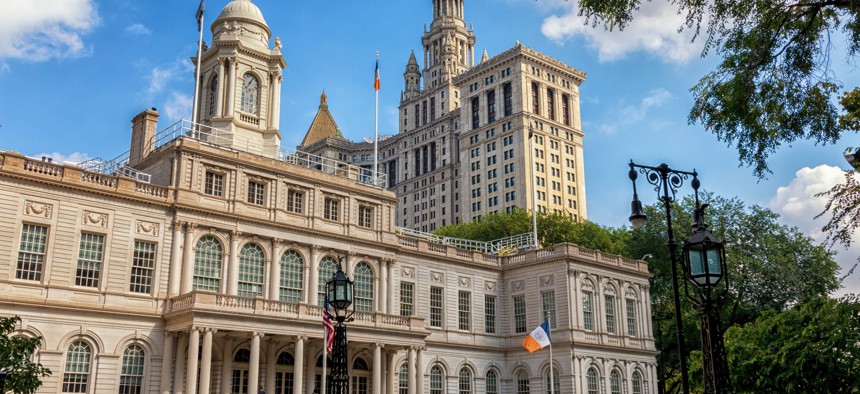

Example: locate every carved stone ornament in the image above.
[431,272,444,283]
[82,211,109,228]
[401,267,415,279]
[24,201,52,218]
[511,280,525,292]
[540,275,554,288]
[581,279,595,292]
[625,287,637,298]
[485,281,496,291]
[136,220,160,237]
[459,276,471,288]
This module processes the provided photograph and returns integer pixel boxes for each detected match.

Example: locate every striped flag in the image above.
[374,58,380,91]
[522,320,551,352]
[323,296,335,353]
[196,0,205,32]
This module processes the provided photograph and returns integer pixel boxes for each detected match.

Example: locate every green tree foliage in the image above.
[725,295,860,393]
[578,0,860,178]
[0,316,51,393]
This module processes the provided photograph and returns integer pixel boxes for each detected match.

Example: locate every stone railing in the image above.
[502,243,649,273]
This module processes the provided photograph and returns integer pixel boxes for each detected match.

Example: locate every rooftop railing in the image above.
[394,227,535,255]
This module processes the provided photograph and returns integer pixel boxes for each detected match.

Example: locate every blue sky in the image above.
[0,0,857,293]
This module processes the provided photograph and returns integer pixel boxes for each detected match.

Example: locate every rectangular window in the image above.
[358,205,373,228]
[430,97,436,121]
[247,181,265,205]
[605,295,616,333]
[430,286,443,328]
[414,104,420,128]
[487,89,496,123]
[458,291,471,330]
[547,88,555,120]
[513,294,527,333]
[583,291,593,331]
[485,295,496,334]
[75,233,105,288]
[422,100,428,125]
[400,282,414,316]
[627,299,637,336]
[16,224,48,281]
[541,291,557,329]
[562,94,570,126]
[531,82,540,114]
[287,189,303,213]
[205,171,224,197]
[129,241,156,294]
[471,96,480,129]
[324,197,340,221]
[503,83,513,117]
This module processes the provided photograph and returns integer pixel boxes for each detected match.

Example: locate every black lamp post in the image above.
[683,204,730,393]
[628,161,698,394]
[325,257,354,394]
[0,370,6,394]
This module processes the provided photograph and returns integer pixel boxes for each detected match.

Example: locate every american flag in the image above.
[323,296,334,353]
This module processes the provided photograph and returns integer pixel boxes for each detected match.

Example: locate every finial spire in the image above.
[321,89,327,106]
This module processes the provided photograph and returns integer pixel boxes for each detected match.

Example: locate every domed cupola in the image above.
[211,0,271,49]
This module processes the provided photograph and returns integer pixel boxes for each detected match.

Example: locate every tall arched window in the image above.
[279,250,303,303]
[516,370,530,394]
[274,352,294,394]
[208,76,218,116]
[545,366,559,394]
[486,370,499,394]
[233,349,251,394]
[354,262,374,312]
[194,236,222,292]
[241,73,260,115]
[632,370,644,394]
[430,365,445,394]
[119,344,145,394]
[399,363,409,394]
[458,367,472,394]
[610,370,622,394]
[62,341,92,393]
[317,256,338,305]
[586,368,599,394]
[352,358,370,394]
[238,243,265,297]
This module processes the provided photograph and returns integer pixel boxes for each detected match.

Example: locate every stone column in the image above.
[293,337,305,394]
[168,220,182,296]
[373,344,382,394]
[345,253,355,278]
[304,341,316,394]
[309,246,320,306]
[186,328,201,394]
[269,238,282,300]
[221,336,234,394]
[228,230,240,295]
[200,328,215,394]
[386,350,397,394]
[249,332,263,393]
[180,223,195,294]
[272,74,282,130]
[387,260,396,314]
[227,58,237,117]
[380,259,388,314]
[266,338,278,394]
[216,59,226,117]
[643,286,653,337]
[407,347,416,394]
[416,348,425,394]
[174,334,188,394]
[160,332,175,394]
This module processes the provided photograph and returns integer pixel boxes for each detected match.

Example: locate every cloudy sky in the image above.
[0,0,857,294]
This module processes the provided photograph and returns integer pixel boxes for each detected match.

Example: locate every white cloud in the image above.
[0,0,98,62]
[126,23,151,36]
[33,151,94,165]
[146,60,193,96]
[768,165,860,296]
[598,88,672,134]
[540,1,702,63]
[162,91,192,123]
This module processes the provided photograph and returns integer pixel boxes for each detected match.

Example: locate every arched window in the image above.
[119,344,146,394]
[317,256,338,305]
[275,352,294,394]
[610,370,622,394]
[458,367,472,394]
[399,363,409,394]
[238,243,265,297]
[430,365,445,394]
[586,368,599,394]
[208,76,218,116]
[545,366,559,394]
[194,236,222,292]
[516,370,530,394]
[486,370,499,394]
[632,370,644,394]
[352,357,370,394]
[233,349,251,393]
[354,262,374,312]
[241,73,260,115]
[279,250,303,303]
[62,341,92,393]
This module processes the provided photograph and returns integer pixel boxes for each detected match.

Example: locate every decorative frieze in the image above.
[82,211,108,228]
[136,220,160,237]
[430,271,444,283]
[511,280,525,292]
[458,276,471,288]
[24,201,52,218]
[540,275,554,288]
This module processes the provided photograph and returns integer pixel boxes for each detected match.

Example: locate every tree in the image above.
[0,316,51,394]
[577,0,860,178]
[724,295,860,393]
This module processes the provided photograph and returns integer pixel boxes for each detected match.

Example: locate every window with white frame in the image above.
[513,294,527,333]
[238,243,265,298]
[484,295,496,334]
[632,370,644,394]
[279,250,303,303]
[605,294,616,333]
[287,189,304,214]
[545,366,560,394]
[430,286,443,328]
[400,282,414,316]
[16,223,48,281]
[399,363,409,394]
[119,344,145,394]
[458,290,471,330]
[130,241,156,294]
[458,368,473,394]
[248,181,265,205]
[486,370,499,394]
[62,341,92,393]
[541,291,557,329]
[627,298,637,336]
[587,368,599,394]
[430,365,444,394]
[358,205,374,228]
[317,256,338,305]
[241,73,259,115]
[274,352,295,394]
[516,370,530,394]
[610,370,622,394]
[232,349,251,394]
[354,263,374,312]
[75,233,104,288]
[582,291,594,331]
[205,171,223,197]
[194,236,222,292]
[324,197,340,221]
[208,76,218,116]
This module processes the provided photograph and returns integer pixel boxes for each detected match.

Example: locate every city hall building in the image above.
[0,1,658,393]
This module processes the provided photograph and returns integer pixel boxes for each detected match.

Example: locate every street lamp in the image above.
[628,161,698,394]
[683,205,730,393]
[325,257,354,394]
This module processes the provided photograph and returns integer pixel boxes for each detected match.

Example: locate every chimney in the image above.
[129,108,160,167]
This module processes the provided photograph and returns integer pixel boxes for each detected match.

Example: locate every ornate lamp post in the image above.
[628,161,699,394]
[325,258,354,394]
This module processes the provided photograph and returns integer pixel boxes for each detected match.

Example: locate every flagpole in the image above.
[191,4,205,131]
[322,341,328,394]
[373,51,379,187]
[547,311,555,394]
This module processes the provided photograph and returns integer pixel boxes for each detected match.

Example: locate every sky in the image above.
[0,0,857,295]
